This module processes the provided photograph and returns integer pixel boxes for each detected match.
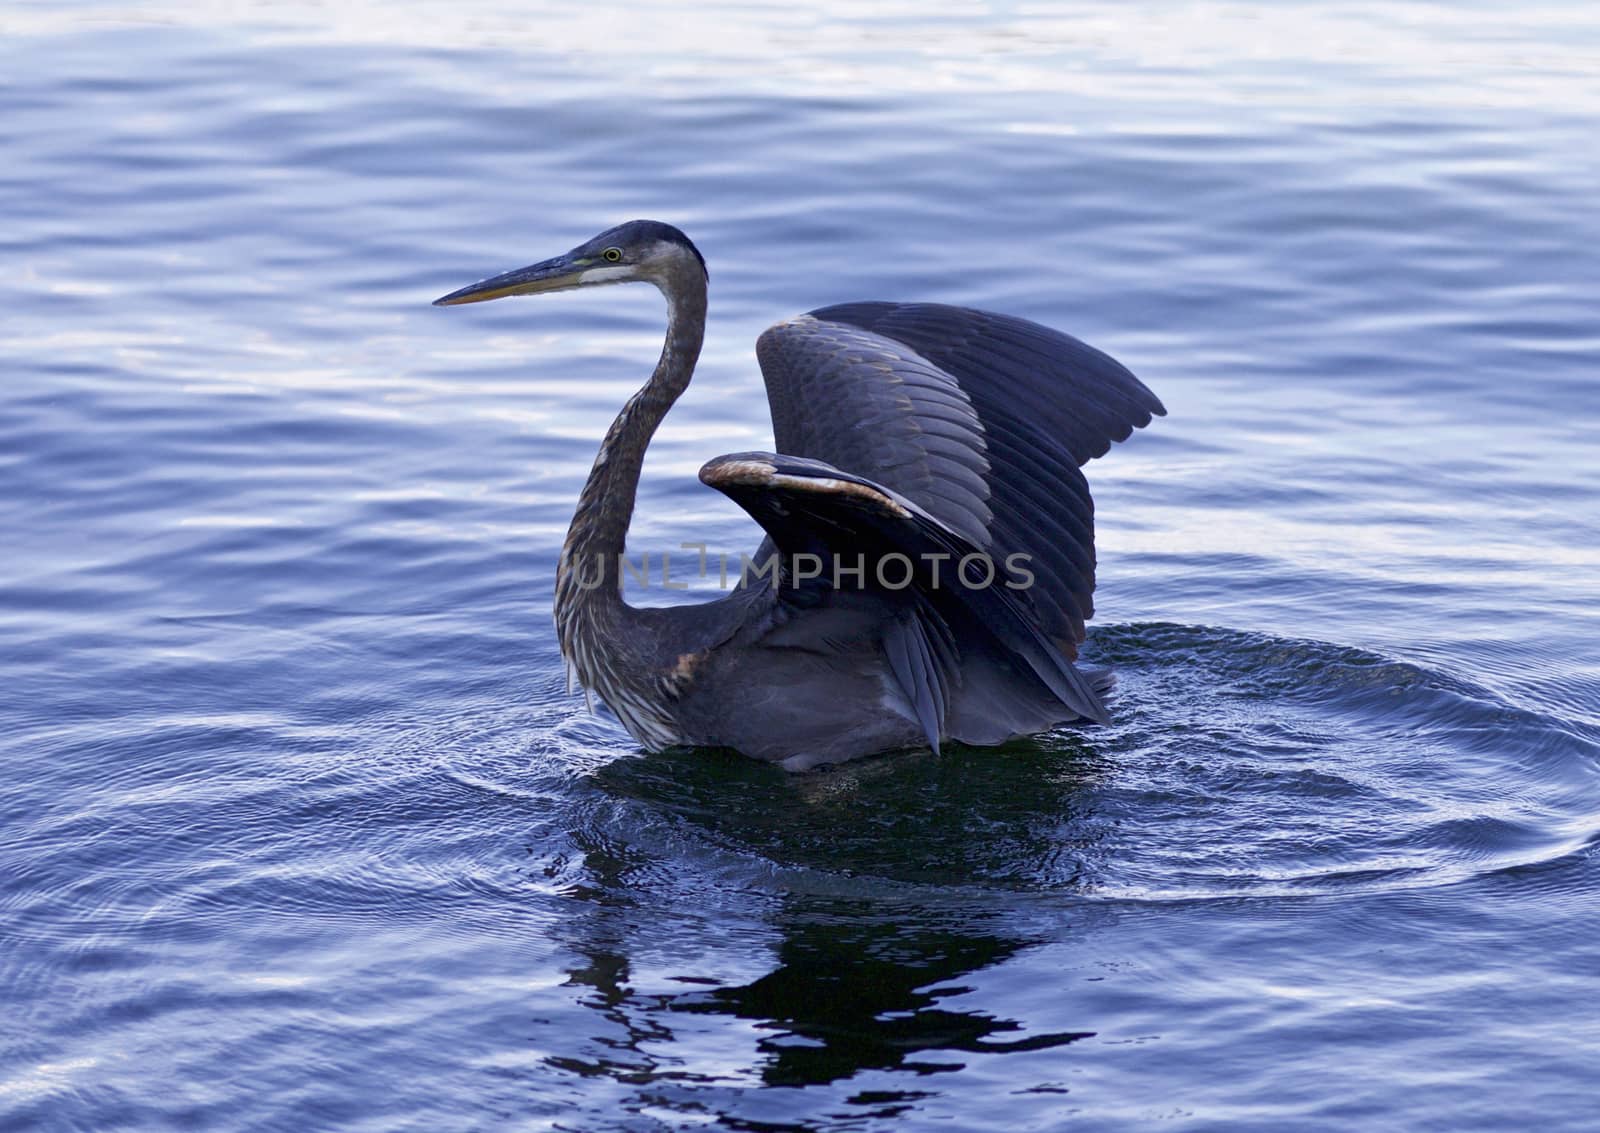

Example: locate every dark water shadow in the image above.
[586,734,1115,892]
[665,896,1093,1088]
[529,740,1111,1110]
[549,867,1093,1113]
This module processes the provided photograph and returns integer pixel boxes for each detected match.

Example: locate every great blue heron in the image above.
[434,220,1164,770]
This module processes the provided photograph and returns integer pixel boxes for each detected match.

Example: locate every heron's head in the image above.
[432,220,707,306]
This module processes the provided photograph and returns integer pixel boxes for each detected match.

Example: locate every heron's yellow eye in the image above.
[603,247,623,262]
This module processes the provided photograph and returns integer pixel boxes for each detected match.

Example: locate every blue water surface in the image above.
[4,3,1599,1130]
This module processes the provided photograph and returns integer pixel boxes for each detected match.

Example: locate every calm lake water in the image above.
[4,3,1599,1129]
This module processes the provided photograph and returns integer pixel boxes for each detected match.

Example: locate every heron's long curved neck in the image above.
[556,272,706,624]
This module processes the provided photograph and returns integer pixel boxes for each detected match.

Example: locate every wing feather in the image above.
[756,303,1161,656]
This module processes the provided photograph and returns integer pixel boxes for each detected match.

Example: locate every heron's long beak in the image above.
[432,254,586,306]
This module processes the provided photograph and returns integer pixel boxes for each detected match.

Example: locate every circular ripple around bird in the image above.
[556,622,1600,906]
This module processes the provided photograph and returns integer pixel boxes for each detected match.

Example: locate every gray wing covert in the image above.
[756,303,1163,657]
[756,317,993,549]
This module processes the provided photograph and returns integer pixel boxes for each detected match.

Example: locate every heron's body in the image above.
[436,221,1164,770]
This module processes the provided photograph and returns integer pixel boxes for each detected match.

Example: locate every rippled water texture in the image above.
[4,3,1600,1129]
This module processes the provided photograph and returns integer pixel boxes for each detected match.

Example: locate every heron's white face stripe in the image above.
[578,265,634,284]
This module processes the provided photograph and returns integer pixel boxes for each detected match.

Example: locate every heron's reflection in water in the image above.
[548,741,1108,1092]
[669,898,1094,1087]
[555,888,1092,1092]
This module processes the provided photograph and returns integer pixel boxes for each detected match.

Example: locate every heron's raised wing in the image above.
[699,452,1110,748]
[756,303,1163,657]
